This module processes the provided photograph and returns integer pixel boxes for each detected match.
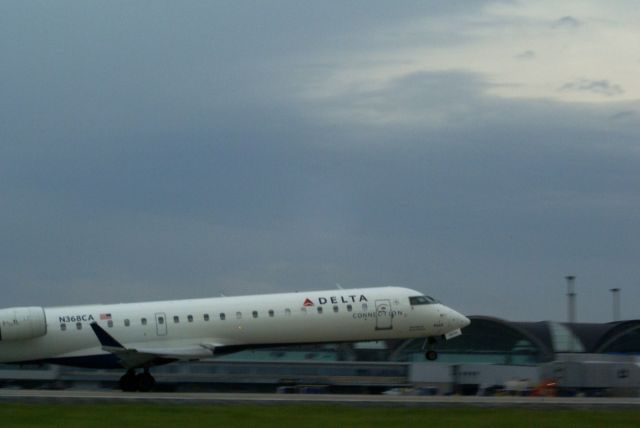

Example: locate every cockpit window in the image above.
[409,295,438,305]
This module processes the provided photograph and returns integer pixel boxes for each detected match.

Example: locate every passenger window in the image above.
[107,320,114,328]
[204,314,210,322]
[220,313,226,321]
[174,316,180,323]
[268,309,274,317]
[252,311,258,319]
[158,317,164,325]
[333,305,339,313]
[188,315,194,323]
[236,311,242,320]
[141,318,147,326]
[317,307,323,314]
[347,304,352,312]
[124,319,130,327]
[76,322,82,330]
[362,303,368,311]
[285,309,291,316]
[60,323,66,331]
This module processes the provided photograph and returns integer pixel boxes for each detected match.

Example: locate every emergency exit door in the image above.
[155,312,167,336]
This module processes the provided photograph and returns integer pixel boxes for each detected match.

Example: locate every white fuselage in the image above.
[0,286,469,368]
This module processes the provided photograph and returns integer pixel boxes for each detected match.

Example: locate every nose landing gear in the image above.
[425,349,438,361]
[423,336,439,361]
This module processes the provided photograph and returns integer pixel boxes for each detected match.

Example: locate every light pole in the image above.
[565,275,577,353]
[610,288,621,321]
[565,275,576,324]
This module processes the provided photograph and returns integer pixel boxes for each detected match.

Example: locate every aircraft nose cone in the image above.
[450,310,470,329]
[459,314,471,328]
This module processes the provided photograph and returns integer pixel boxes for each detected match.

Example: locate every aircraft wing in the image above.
[89,322,222,369]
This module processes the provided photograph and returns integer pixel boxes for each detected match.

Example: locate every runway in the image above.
[1,390,639,409]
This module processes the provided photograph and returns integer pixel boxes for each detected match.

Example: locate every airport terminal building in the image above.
[2,316,640,395]
[398,316,640,364]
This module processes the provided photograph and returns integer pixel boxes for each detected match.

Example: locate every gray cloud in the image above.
[515,50,536,60]
[552,16,581,29]
[560,79,624,96]
[0,1,638,323]
[610,110,636,120]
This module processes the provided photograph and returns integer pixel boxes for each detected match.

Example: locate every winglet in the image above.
[90,322,125,349]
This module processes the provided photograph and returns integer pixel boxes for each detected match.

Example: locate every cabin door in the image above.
[155,312,167,336]
[375,299,393,330]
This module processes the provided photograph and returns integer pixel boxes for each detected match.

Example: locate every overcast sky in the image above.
[1,1,639,322]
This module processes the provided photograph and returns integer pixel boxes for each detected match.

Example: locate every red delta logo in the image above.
[302,295,368,307]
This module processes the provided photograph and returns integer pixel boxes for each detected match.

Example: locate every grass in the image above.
[1,404,640,428]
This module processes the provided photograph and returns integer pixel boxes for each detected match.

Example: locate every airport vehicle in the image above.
[0,286,469,391]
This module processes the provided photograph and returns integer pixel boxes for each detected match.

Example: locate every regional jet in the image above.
[0,286,469,391]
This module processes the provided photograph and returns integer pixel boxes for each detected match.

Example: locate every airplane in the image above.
[0,286,470,391]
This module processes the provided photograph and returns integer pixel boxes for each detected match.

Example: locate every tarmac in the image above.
[1,389,640,409]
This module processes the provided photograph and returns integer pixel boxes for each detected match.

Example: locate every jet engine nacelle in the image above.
[0,307,47,341]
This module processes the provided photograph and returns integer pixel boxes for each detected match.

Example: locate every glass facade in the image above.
[393,318,549,365]
[598,324,640,354]
[548,321,585,352]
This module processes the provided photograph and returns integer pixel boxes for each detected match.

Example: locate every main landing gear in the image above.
[424,336,439,361]
[119,369,156,392]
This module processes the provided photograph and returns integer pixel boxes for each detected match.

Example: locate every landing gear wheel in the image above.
[119,370,138,392]
[137,372,156,392]
[425,350,438,361]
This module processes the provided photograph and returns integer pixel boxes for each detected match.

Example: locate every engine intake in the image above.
[0,307,47,341]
